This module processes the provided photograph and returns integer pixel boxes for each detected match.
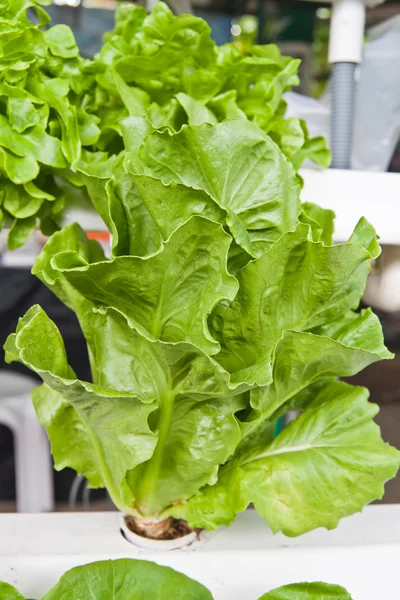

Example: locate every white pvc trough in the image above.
[0,505,399,599]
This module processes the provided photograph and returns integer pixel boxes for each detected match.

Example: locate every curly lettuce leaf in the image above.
[131,119,300,257]
[300,202,335,245]
[248,309,392,421]
[88,2,330,169]
[210,219,387,386]
[50,217,238,355]
[172,381,400,534]
[0,1,98,248]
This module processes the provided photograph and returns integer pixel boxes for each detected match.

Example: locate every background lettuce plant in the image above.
[0,0,329,248]
[0,0,100,248]
[87,1,330,171]
[5,119,399,536]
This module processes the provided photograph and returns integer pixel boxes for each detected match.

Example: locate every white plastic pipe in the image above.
[328,0,366,64]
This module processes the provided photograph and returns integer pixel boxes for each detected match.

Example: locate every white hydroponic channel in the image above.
[0,505,398,599]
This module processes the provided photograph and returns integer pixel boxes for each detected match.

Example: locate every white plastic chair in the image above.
[0,372,54,513]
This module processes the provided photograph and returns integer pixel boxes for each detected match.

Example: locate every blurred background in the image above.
[1,0,400,512]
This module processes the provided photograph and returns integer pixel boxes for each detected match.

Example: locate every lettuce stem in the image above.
[135,392,175,516]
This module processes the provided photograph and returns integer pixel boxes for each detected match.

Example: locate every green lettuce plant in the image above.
[0,0,101,248]
[0,560,352,599]
[5,118,399,537]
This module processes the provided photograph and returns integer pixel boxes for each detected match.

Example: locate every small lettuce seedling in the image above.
[258,582,353,600]
[5,119,399,536]
[0,559,213,599]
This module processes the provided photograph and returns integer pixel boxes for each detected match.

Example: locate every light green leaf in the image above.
[119,115,154,157]
[77,109,101,146]
[78,153,128,251]
[210,222,382,385]
[135,120,300,256]
[250,311,392,419]
[7,94,42,133]
[109,166,164,257]
[32,222,105,313]
[51,217,238,355]
[0,582,26,600]
[291,121,331,170]
[7,214,36,249]
[42,559,213,600]
[5,305,157,510]
[269,116,305,158]
[113,70,150,117]
[176,92,218,125]
[300,202,335,245]
[3,181,43,218]
[0,113,66,167]
[259,581,353,600]
[32,383,104,488]
[115,3,216,102]
[23,180,55,201]
[0,146,39,184]
[0,0,90,249]
[121,168,225,252]
[207,90,246,121]
[349,215,381,259]
[44,24,79,59]
[243,383,400,536]
[174,381,400,534]
[27,74,80,167]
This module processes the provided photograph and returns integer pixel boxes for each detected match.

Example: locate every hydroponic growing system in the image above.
[0,1,399,599]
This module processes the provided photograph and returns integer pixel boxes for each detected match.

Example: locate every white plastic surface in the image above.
[301,168,400,244]
[0,506,399,599]
[0,373,54,513]
[352,16,400,172]
[329,0,366,64]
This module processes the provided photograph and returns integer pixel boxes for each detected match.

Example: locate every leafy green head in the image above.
[5,119,399,535]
